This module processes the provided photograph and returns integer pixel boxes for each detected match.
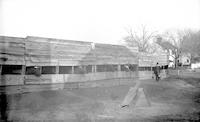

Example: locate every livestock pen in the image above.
[0,36,168,92]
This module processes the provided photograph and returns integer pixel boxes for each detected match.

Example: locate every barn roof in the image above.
[156,39,177,50]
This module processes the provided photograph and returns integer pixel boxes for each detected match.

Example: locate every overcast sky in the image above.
[0,0,200,44]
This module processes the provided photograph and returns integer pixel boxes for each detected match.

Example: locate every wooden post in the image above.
[92,65,94,73]
[178,69,180,76]
[92,65,96,73]
[21,65,25,75]
[83,66,86,74]
[72,66,74,74]
[95,65,97,72]
[38,66,42,76]
[56,66,59,74]
[118,64,121,71]
[21,65,25,85]
[0,65,2,75]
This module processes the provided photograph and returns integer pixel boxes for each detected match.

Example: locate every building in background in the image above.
[177,53,191,67]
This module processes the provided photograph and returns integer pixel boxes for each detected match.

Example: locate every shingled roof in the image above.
[156,40,177,50]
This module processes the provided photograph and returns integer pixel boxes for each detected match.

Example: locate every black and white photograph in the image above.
[0,0,200,121]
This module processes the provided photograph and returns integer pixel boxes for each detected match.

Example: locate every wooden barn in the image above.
[0,36,168,89]
[0,36,138,86]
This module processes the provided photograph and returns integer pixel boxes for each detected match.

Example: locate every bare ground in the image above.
[1,71,200,122]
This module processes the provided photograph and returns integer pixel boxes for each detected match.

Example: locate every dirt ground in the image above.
[1,71,200,122]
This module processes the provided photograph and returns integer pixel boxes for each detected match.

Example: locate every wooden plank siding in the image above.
[25,36,93,66]
[0,36,25,86]
[139,52,168,67]
[25,36,138,66]
[24,36,139,84]
[0,36,25,65]
[24,72,138,85]
[138,52,168,79]
[0,75,24,86]
[0,35,168,86]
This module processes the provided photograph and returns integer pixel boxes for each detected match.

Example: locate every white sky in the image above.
[0,0,200,44]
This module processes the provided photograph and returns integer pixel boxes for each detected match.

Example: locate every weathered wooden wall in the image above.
[0,75,24,86]
[25,36,138,66]
[0,36,25,86]
[0,36,25,65]
[24,72,138,84]
[25,36,92,66]
[0,35,168,87]
[24,36,139,85]
[138,52,168,79]
[139,52,168,67]
[152,53,168,66]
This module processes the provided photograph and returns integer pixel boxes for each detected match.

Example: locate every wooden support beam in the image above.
[94,65,97,73]
[0,65,2,75]
[21,65,25,85]
[72,66,74,74]
[56,66,59,74]
[118,65,121,71]
[38,66,42,76]
[21,65,25,75]
[92,65,95,73]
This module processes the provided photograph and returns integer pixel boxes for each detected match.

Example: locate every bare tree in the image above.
[162,29,194,67]
[123,25,157,53]
[181,30,200,63]
[163,29,191,50]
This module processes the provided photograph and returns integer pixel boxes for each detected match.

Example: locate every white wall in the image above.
[191,63,200,69]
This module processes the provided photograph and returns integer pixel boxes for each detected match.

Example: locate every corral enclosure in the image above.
[0,36,168,87]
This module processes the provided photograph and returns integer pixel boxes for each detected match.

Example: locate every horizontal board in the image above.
[0,47,24,51]
[25,55,95,61]
[93,51,136,57]
[25,48,91,56]
[25,61,58,66]
[24,72,136,85]
[26,42,91,51]
[0,36,24,43]
[0,60,25,65]
[25,59,138,66]
[25,55,137,63]
[0,53,25,65]
[58,60,96,66]
[0,54,24,63]
[25,75,65,84]
[0,48,25,55]
[28,57,58,63]
[0,42,25,49]
[26,55,95,60]
[26,37,91,46]
[0,53,24,58]
[0,75,24,86]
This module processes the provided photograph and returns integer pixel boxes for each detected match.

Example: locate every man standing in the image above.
[154,62,160,81]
